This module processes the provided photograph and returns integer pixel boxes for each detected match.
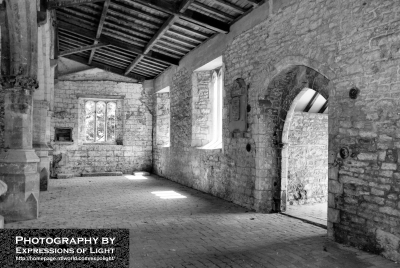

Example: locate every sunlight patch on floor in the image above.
[124,175,148,180]
[151,191,187,199]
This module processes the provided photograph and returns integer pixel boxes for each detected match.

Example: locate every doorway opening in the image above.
[281,87,328,227]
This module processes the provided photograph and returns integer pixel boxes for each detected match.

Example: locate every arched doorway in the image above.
[281,87,328,225]
[256,64,330,213]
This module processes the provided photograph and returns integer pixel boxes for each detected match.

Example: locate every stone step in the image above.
[57,174,75,179]
[133,171,150,176]
[81,172,123,177]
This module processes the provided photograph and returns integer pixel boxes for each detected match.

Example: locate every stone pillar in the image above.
[0,0,40,223]
[34,15,52,191]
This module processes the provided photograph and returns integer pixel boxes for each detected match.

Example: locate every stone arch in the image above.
[253,56,335,214]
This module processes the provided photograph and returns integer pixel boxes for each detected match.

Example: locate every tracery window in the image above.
[85,100,116,142]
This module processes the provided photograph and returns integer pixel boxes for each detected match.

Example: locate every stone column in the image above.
[0,0,40,223]
[34,13,52,191]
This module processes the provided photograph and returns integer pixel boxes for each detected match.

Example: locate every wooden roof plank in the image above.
[214,0,246,13]
[191,1,235,20]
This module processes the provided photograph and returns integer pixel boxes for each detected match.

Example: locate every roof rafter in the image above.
[318,100,328,113]
[88,0,110,64]
[124,15,179,75]
[304,91,320,113]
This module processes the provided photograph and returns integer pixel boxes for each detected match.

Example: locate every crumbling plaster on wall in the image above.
[151,0,400,262]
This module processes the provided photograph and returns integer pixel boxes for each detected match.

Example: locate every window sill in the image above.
[83,142,119,146]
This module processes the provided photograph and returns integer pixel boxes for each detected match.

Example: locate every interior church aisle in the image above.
[5,175,397,268]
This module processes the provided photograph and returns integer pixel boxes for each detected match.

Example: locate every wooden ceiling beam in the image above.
[124,15,179,75]
[58,21,180,65]
[48,0,105,9]
[88,0,111,64]
[179,0,195,13]
[318,100,328,113]
[59,43,110,56]
[304,92,320,113]
[64,54,145,81]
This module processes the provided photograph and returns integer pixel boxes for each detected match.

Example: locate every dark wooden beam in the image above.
[179,0,195,12]
[125,15,179,75]
[63,54,145,81]
[48,0,105,9]
[88,0,110,64]
[318,100,328,113]
[58,21,180,65]
[304,91,320,112]
[59,43,109,56]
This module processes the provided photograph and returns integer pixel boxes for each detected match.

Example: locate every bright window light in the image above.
[151,191,187,199]
[124,175,148,180]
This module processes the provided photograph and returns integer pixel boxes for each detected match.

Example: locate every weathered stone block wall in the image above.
[52,81,152,175]
[287,112,328,205]
[152,0,400,261]
[156,92,170,146]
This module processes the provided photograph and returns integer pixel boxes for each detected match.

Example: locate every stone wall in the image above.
[287,112,328,205]
[52,80,152,175]
[151,0,400,262]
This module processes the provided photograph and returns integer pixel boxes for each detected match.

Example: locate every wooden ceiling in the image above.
[49,0,263,82]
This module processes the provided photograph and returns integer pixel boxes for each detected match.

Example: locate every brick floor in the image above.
[5,174,399,268]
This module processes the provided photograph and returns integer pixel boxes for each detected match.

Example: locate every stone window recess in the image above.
[77,95,124,145]
[192,68,223,149]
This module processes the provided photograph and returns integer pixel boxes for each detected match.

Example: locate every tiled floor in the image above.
[283,202,327,227]
[5,174,399,268]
